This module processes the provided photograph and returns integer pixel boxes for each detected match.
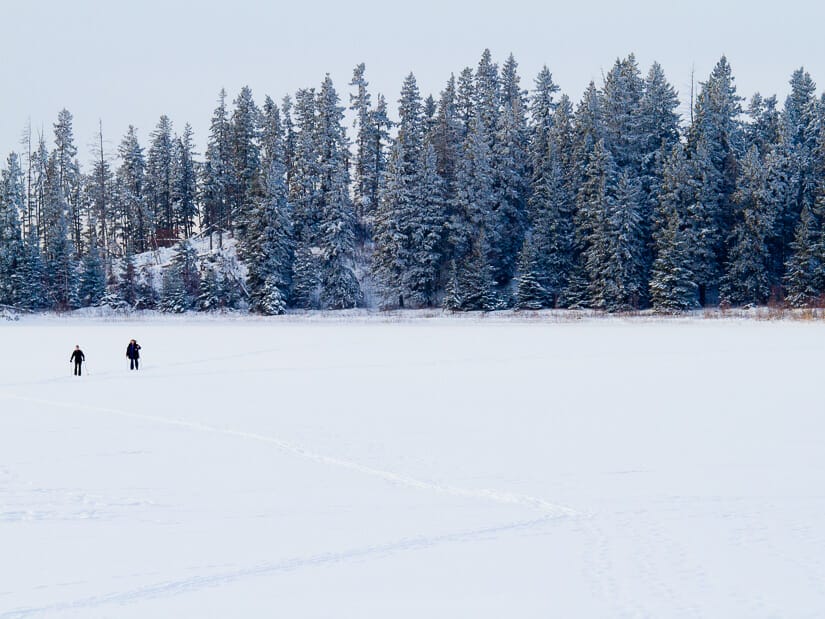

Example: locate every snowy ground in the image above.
[1,315,824,618]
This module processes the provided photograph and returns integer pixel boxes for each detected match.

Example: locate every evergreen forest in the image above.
[2,51,825,314]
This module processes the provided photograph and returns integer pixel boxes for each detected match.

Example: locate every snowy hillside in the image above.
[1,317,824,617]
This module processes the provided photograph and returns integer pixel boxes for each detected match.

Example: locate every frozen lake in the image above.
[1,315,824,617]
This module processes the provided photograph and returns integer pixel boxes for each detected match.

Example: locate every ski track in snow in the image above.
[0,390,580,617]
[0,515,556,618]
[0,351,582,615]
[0,391,580,518]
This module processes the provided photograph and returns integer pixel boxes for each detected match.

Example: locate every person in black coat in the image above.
[70,345,85,376]
[126,339,141,370]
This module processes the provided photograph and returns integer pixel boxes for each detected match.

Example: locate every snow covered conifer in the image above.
[319,171,362,310]
[291,246,319,309]
[784,199,825,306]
[649,144,699,311]
[246,161,294,315]
[492,64,531,285]
[0,153,25,306]
[686,56,744,299]
[173,124,199,238]
[118,250,138,308]
[17,230,47,310]
[53,109,83,256]
[372,141,410,306]
[602,55,645,171]
[529,66,560,190]
[203,90,233,247]
[42,156,78,309]
[373,74,444,308]
[649,204,698,312]
[430,75,461,203]
[442,235,502,311]
[316,75,362,309]
[289,88,321,245]
[515,237,548,309]
[230,86,262,239]
[407,143,446,306]
[161,240,200,312]
[261,96,284,170]
[147,115,175,242]
[160,264,188,313]
[721,146,775,306]
[116,126,149,252]
[776,69,819,272]
[258,275,288,315]
[197,265,225,311]
[77,241,107,306]
[135,264,158,310]
[350,63,388,228]
[450,114,495,265]
[578,140,645,311]
[746,94,781,156]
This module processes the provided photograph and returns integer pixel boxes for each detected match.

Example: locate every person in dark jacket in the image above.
[126,339,141,370]
[70,345,85,376]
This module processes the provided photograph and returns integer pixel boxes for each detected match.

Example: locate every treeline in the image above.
[1,50,825,314]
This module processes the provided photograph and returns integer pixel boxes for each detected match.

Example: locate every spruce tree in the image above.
[649,204,698,312]
[173,124,199,238]
[289,88,321,246]
[451,114,495,263]
[53,109,83,256]
[350,64,379,226]
[491,87,530,285]
[261,95,284,173]
[529,66,560,197]
[430,75,462,205]
[116,126,149,252]
[746,93,781,156]
[118,250,139,308]
[373,140,411,307]
[579,141,645,311]
[147,115,175,242]
[135,264,158,310]
[88,124,115,268]
[160,264,188,313]
[203,90,233,247]
[407,144,446,306]
[77,241,107,306]
[443,236,502,311]
[515,236,548,309]
[319,169,362,309]
[197,265,223,311]
[601,55,645,171]
[721,146,776,305]
[246,162,294,315]
[0,153,26,306]
[230,86,262,239]
[316,76,362,309]
[18,230,47,310]
[161,240,200,312]
[784,200,825,307]
[373,74,444,308]
[42,156,78,309]
[686,56,744,300]
[291,246,320,309]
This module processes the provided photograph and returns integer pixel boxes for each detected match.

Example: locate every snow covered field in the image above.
[1,315,824,618]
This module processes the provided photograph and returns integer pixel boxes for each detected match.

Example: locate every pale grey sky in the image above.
[2,0,823,163]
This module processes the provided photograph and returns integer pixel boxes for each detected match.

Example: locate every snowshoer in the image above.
[126,339,141,370]
[70,345,85,376]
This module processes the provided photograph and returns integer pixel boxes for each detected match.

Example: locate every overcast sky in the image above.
[2,0,824,164]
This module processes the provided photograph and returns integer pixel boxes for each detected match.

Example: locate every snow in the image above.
[1,315,824,617]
